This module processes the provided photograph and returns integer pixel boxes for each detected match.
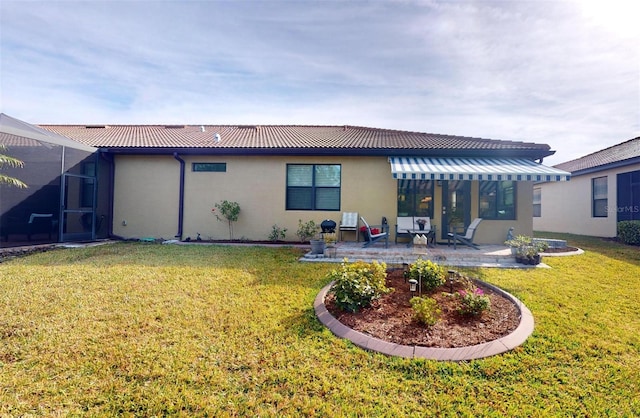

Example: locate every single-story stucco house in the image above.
[1,113,571,247]
[533,137,640,238]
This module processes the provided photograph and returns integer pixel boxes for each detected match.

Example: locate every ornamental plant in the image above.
[410,296,441,327]
[457,287,491,316]
[407,258,445,292]
[213,200,240,240]
[328,259,391,313]
[296,219,318,242]
[268,224,287,242]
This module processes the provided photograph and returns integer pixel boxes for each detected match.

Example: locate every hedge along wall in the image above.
[617,220,640,245]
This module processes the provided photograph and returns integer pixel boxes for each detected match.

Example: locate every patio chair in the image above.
[339,212,359,241]
[447,218,483,250]
[360,217,388,248]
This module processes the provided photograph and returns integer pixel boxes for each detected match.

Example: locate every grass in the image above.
[1,237,639,416]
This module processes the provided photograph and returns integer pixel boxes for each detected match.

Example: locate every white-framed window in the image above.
[533,187,541,217]
[592,176,608,217]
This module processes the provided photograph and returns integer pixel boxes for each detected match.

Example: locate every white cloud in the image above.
[1,0,638,165]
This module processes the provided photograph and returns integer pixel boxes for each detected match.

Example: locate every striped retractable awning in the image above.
[389,157,571,181]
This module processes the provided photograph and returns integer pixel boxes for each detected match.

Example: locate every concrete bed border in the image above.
[314,279,534,361]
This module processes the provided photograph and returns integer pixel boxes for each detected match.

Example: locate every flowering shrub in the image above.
[328,259,391,313]
[457,287,491,316]
[407,258,445,291]
[410,296,441,327]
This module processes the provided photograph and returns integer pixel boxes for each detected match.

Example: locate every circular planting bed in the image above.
[315,269,534,361]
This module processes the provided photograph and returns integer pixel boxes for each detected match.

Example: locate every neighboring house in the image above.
[1,113,571,247]
[533,137,640,238]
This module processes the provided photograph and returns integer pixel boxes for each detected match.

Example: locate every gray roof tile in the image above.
[555,137,640,173]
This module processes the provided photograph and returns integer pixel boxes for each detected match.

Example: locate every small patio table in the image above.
[404,228,436,248]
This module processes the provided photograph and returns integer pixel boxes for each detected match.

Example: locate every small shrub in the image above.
[410,296,441,327]
[268,224,287,242]
[329,259,391,313]
[323,232,337,245]
[296,219,318,242]
[213,200,241,240]
[408,258,445,291]
[457,287,491,316]
[617,221,640,245]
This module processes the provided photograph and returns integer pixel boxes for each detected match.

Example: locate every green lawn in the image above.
[1,237,638,416]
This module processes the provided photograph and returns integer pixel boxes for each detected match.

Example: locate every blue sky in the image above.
[1,0,638,165]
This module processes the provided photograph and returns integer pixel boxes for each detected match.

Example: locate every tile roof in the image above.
[38,124,552,156]
[554,137,640,173]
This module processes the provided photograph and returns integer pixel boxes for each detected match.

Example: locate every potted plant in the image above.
[309,233,326,254]
[297,219,318,243]
[505,235,531,257]
[507,235,548,264]
[323,232,337,247]
[415,218,428,231]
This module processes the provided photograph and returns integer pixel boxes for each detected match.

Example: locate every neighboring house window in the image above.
[479,181,516,220]
[192,163,226,172]
[533,187,541,217]
[286,164,341,210]
[592,176,608,217]
[397,180,434,218]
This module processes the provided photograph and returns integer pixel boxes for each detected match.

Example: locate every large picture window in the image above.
[397,180,434,217]
[286,164,341,210]
[479,181,516,220]
[592,176,608,217]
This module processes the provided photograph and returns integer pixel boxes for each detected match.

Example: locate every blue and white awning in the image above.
[389,157,571,181]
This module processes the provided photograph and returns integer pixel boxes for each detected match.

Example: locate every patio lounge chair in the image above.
[360,217,388,248]
[339,212,359,241]
[448,218,483,250]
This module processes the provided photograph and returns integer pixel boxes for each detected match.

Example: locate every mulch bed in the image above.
[0,244,57,263]
[324,269,521,348]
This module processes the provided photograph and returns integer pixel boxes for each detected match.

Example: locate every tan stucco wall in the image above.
[181,155,397,241]
[112,155,179,239]
[111,154,535,244]
[533,164,640,237]
[469,181,534,244]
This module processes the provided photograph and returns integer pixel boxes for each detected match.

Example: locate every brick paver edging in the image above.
[314,280,534,361]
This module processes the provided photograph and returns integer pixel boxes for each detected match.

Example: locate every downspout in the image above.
[173,152,185,240]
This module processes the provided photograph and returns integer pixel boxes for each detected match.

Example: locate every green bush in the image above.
[410,296,441,327]
[296,219,318,243]
[617,221,640,245]
[268,224,287,242]
[457,287,491,316]
[407,258,445,291]
[328,260,391,313]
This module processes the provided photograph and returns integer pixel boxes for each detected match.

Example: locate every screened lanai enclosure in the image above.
[0,114,110,248]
